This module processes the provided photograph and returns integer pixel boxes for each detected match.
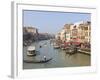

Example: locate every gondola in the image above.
[24,58,52,63]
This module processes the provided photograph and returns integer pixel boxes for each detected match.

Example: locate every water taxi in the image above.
[27,46,36,56]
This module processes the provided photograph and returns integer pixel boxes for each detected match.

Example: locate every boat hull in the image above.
[24,58,52,63]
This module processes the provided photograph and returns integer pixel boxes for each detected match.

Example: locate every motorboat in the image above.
[54,45,60,49]
[53,43,60,49]
[66,46,78,54]
[27,46,36,56]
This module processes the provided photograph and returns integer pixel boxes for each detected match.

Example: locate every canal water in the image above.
[23,40,90,69]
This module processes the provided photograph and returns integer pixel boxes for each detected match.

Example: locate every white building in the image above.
[56,21,91,44]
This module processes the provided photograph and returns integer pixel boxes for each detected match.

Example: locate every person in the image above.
[44,56,46,61]
[40,45,42,48]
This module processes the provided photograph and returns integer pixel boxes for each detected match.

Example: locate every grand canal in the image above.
[23,40,90,69]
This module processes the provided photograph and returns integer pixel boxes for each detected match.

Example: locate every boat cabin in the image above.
[27,46,36,56]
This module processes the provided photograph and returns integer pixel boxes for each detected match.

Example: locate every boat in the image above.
[24,58,52,63]
[78,49,90,55]
[65,47,74,54]
[54,45,60,49]
[44,42,47,45]
[27,46,36,56]
[39,45,42,48]
[53,43,60,49]
[66,49,73,54]
[66,46,78,54]
[60,44,66,50]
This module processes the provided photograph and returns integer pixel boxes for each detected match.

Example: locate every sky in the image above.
[23,10,91,34]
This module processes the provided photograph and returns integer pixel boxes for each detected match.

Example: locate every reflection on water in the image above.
[23,40,90,69]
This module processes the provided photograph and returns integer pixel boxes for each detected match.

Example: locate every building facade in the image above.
[23,26,39,41]
[23,26,38,35]
[56,21,91,44]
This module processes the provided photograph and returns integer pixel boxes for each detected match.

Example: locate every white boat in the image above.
[27,46,36,56]
[50,43,54,46]
[53,43,60,49]
[54,45,60,49]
